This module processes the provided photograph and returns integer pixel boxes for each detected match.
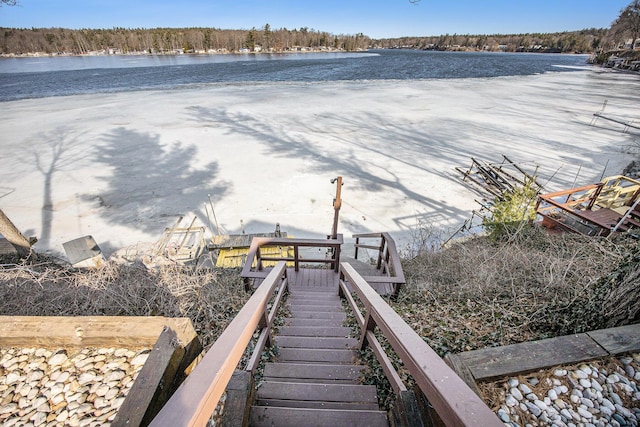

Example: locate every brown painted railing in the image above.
[353,232,406,294]
[339,263,502,427]
[241,235,343,281]
[149,262,288,427]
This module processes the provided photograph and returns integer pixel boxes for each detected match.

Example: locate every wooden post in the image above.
[330,176,342,240]
[0,209,34,258]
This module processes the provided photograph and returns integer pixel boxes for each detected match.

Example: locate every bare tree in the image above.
[611,0,640,49]
[0,0,18,6]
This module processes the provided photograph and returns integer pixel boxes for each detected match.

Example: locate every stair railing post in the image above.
[358,310,376,351]
[376,236,385,270]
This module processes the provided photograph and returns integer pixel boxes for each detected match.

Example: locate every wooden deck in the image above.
[252,258,396,295]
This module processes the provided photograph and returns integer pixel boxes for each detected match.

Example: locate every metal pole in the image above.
[208,194,221,236]
[609,197,640,236]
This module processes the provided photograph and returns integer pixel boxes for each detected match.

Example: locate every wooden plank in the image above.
[112,327,184,427]
[256,381,378,403]
[277,348,358,364]
[340,263,502,427]
[0,316,197,348]
[250,406,388,427]
[443,353,483,398]
[277,326,351,337]
[221,370,253,427]
[254,398,380,411]
[263,363,365,382]
[364,330,406,394]
[287,311,346,320]
[288,268,340,289]
[287,296,342,303]
[587,324,640,354]
[284,318,345,327]
[151,262,287,427]
[0,238,18,255]
[275,336,357,349]
[286,304,343,312]
[458,333,608,380]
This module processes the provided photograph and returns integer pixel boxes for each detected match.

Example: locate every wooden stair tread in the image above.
[247,284,388,426]
[256,381,377,403]
[277,326,351,337]
[250,406,388,427]
[275,336,357,349]
[288,294,341,301]
[284,318,345,327]
[255,398,379,410]
[263,362,365,381]
[277,348,358,364]
[287,310,346,320]
[286,303,344,312]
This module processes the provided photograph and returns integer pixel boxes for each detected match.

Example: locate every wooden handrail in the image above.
[353,232,405,290]
[340,263,502,427]
[150,262,288,427]
[241,235,343,279]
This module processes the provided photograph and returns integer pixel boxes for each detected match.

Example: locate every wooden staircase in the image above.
[249,288,388,427]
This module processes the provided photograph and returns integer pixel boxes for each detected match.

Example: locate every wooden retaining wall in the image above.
[446,324,640,393]
[0,316,202,427]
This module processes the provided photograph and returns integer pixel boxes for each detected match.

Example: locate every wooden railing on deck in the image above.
[241,235,343,281]
[353,232,406,294]
[339,263,502,426]
[150,262,288,427]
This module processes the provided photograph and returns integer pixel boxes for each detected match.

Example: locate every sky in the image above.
[0,0,633,39]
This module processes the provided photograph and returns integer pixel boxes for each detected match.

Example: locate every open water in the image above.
[0,49,591,102]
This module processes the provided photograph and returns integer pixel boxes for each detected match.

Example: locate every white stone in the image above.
[510,387,523,400]
[525,401,542,417]
[519,384,532,394]
[577,406,592,419]
[534,399,547,411]
[600,406,613,416]
[497,408,510,423]
[554,399,567,409]
[575,370,588,380]
[49,352,68,366]
[130,353,149,366]
[579,365,592,376]
[601,398,615,411]
[580,397,594,408]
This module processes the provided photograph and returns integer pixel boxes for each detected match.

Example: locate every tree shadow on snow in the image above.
[84,127,230,236]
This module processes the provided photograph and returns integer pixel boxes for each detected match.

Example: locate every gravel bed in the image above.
[483,353,640,427]
[0,347,150,426]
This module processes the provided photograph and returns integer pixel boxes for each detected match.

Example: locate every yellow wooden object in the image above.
[215,245,294,268]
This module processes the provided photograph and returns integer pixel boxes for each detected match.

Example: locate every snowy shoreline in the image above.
[1,70,638,258]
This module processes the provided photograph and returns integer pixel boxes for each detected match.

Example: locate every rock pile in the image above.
[623,161,640,180]
[0,346,150,426]
[491,353,640,427]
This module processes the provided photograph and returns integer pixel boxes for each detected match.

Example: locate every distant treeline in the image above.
[373,28,611,53]
[0,26,615,55]
[0,26,371,55]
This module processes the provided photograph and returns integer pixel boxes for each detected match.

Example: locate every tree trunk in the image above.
[0,209,34,258]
